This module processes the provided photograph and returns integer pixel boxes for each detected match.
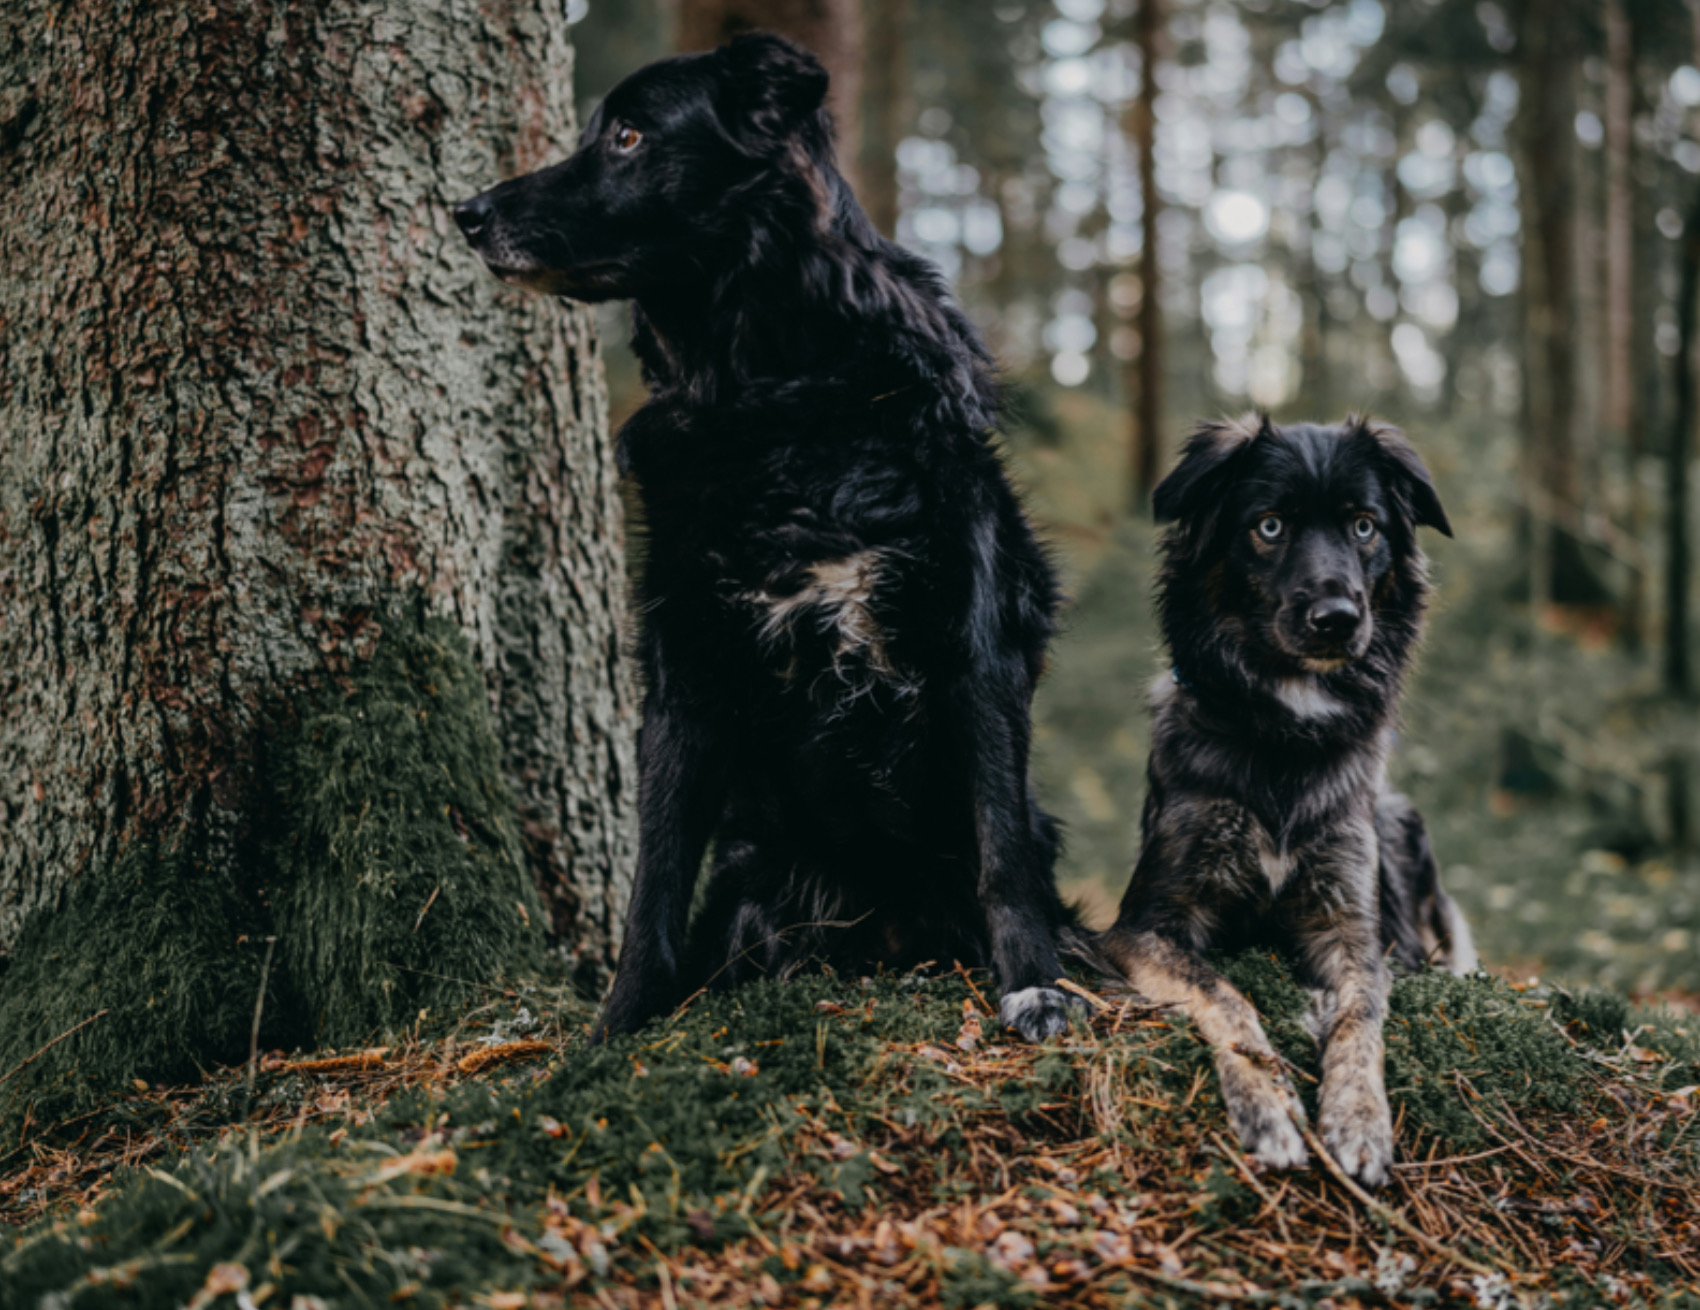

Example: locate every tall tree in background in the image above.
[1605,0,1648,642]
[1128,0,1164,509]
[1515,0,1590,606]
[1674,197,1698,699]
[0,0,635,1125]
[859,0,909,236]
[677,0,865,193]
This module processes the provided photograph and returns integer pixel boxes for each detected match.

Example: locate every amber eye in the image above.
[1352,514,1377,542]
[1256,515,1284,541]
[613,124,643,152]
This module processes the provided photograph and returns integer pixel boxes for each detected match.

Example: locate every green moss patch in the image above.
[259,613,544,1048]
[0,838,263,1139]
[0,613,543,1141]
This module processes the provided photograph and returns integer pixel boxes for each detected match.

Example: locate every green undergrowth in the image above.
[6,958,1694,1308]
[0,613,542,1142]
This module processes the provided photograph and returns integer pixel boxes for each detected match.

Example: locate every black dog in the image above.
[455,35,1079,1042]
[1089,415,1474,1186]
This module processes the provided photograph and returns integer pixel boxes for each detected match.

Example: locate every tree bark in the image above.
[0,0,635,1119]
[676,0,865,196]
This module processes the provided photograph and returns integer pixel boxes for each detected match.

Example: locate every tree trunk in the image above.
[1670,200,1698,699]
[858,0,908,238]
[676,0,865,195]
[1605,0,1647,645]
[1516,0,1595,606]
[0,0,635,1126]
[1127,0,1163,511]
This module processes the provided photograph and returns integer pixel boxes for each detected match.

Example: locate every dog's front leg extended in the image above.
[1096,926,1309,1171]
[593,676,725,1043]
[1290,831,1394,1187]
[949,671,1075,1043]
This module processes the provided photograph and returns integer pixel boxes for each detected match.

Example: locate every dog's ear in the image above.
[1353,416,1452,537]
[717,33,830,145]
[1152,415,1267,530]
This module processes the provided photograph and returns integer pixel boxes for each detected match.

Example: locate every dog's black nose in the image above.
[455,195,493,241]
[1307,595,1362,640]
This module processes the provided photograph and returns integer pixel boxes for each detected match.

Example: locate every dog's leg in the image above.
[593,680,726,1042]
[1290,829,1395,1187]
[1095,926,1309,1170]
[951,680,1076,1042]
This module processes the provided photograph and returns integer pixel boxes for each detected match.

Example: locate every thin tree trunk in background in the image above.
[0,0,636,1106]
[1128,0,1163,511]
[677,0,865,194]
[858,0,907,236]
[1516,0,1584,605]
[1297,105,1329,410]
[1606,0,1646,645]
[1671,202,1698,698]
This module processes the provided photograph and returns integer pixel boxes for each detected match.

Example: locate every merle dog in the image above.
[1089,415,1475,1187]
[454,34,1079,1043]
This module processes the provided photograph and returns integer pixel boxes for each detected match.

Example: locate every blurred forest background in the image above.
[574,0,1700,999]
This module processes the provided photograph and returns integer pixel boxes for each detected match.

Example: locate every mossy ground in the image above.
[4,959,1697,1308]
[0,613,542,1141]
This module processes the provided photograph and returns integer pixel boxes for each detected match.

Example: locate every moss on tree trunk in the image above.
[0,1,634,1130]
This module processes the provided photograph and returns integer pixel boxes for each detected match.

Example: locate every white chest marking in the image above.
[1274,676,1343,720]
[1256,831,1294,894]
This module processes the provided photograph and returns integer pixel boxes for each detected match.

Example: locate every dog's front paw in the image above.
[999,986,1083,1042]
[1320,1092,1394,1188]
[1218,1051,1309,1171]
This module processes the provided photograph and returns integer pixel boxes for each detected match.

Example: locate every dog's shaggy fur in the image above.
[455,35,1079,1043]
[1088,415,1475,1187]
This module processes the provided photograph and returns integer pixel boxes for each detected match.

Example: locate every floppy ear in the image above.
[1152,415,1267,530]
[717,33,830,145]
[1356,417,1452,537]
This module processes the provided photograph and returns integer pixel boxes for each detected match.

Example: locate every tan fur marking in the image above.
[749,550,897,678]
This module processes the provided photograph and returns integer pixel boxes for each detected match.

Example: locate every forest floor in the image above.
[2,960,1698,1308]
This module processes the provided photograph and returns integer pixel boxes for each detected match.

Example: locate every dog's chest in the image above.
[734,548,916,699]
[1254,830,1296,895]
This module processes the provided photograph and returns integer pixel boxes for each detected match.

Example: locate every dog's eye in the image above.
[613,124,643,152]
[1352,515,1377,541]
[1256,515,1284,541]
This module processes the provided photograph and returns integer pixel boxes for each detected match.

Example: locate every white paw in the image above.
[1322,1106,1394,1188]
[1218,1051,1309,1172]
[999,986,1082,1042]
[1246,1111,1310,1172]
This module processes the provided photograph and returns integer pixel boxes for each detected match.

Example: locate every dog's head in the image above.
[453,33,834,302]
[1153,414,1451,670]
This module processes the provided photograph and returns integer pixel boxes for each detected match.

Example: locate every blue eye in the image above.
[1256,515,1283,541]
[1353,515,1377,541]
